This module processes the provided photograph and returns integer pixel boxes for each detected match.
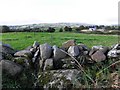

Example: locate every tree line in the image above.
[0,25,119,33]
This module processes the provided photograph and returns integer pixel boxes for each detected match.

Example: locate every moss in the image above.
[14,57,26,65]
[38,71,53,86]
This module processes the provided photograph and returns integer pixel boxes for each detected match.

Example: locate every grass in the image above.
[2,32,118,50]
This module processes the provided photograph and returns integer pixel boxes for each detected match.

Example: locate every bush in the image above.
[0,25,10,33]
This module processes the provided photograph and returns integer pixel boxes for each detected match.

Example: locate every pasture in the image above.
[2,32,118,50]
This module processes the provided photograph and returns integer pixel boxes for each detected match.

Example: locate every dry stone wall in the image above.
[1,40,120,88]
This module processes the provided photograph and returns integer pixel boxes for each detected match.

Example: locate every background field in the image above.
[2,32,118,50]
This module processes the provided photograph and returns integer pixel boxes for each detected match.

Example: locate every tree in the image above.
[64,26,72,32]
[79,25,85,30]
[47,27,55,33]
[59,28,63,32]
[0,25,10,33]
[105,26,111,30]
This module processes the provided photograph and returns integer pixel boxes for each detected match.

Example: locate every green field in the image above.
[2,32,118,50]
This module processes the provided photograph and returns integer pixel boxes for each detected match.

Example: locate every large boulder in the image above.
[40,43,52,60]
[91,51,106,62]
[53,45,66,60]
[38,69,81,88]
[62,40,76,49]
[68,46,80,57]
[14,50,33,59]
[1,60,23,76]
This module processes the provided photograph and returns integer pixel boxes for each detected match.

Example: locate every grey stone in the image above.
[62,40,76,49]
[40,43,52,60]
[107,50,120,58]
[91,50,106,62]
[78,43,89,51]
[0,52,13,60]
[53,45,66,60]
[68,46,80,57]
[43,58,53,70]
[89,49,97,56]
[14,50,33,58]
[1,44,16,55]
[113,44,120,50]
[32,49,40,63]
[30,48,37,53]
[1,60,23,76]
[99,47,109,54]
[92,45,103,50]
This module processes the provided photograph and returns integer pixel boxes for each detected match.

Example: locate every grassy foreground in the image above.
[2,32,118,50]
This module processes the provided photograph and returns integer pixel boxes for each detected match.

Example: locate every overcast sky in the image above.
[0,0,119,25]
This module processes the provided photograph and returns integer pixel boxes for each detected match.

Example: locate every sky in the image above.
[0,0,119,25]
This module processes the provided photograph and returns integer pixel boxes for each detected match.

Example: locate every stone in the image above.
[32,49,40,63]
[1,44,16,55]
[40,43,52,60]
[14,50,33,59]
[68,46,80,57]
[0,52,14,60]
[30,48,37,53]
[99,47,109,54]
[113,44,120,50]
[89,46,109,56]
[39,59,44,70]
[107,50,120,58]
[77,43,89,51]
[91,50,106,62]
[1,60,23,76]
[43,58,53,70]
[38,69,81,88]
[0,53,2,60]
[92,45,103,50]
[62,40,76,49]
[33,41,40,48]
[89,49,97,56]
[53,45,66,60]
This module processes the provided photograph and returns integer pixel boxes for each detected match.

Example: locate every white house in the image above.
[89,27,97,31]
